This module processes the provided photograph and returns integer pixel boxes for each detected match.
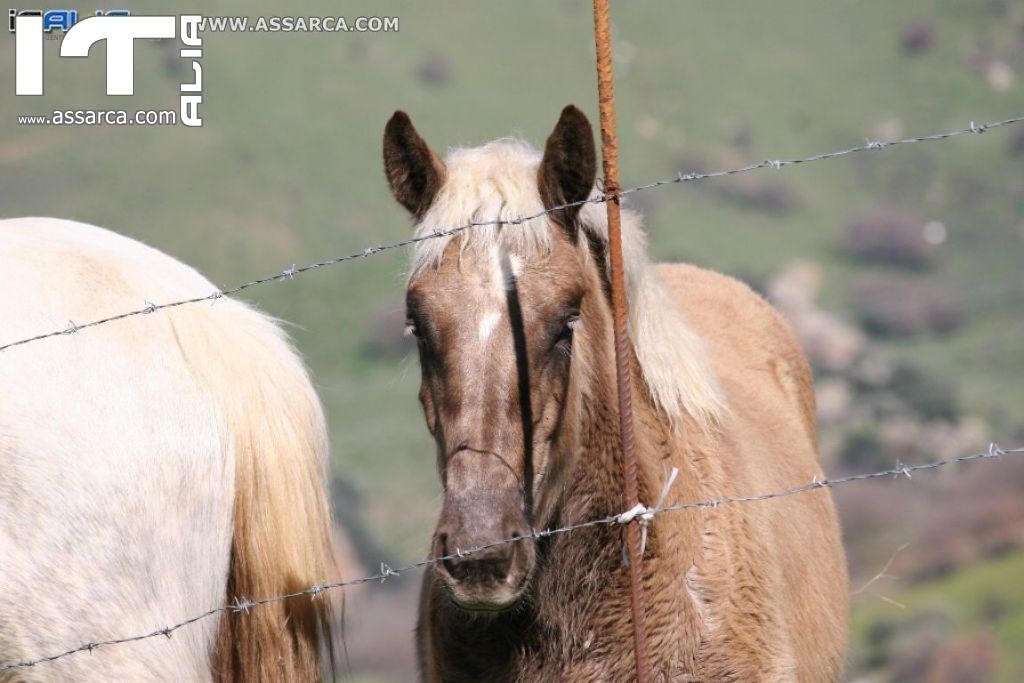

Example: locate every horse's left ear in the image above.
[538,105,597,229]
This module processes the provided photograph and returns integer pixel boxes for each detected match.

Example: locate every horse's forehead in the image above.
[411,236,576,304]
[462,246,512,294]
[405,247,505,352]
[408,237,581,350]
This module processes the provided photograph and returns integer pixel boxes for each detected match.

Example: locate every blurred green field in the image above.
[852,552,1024,682]
[1,1,1022,679]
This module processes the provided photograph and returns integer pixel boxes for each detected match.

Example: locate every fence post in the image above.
[591,1,653,681]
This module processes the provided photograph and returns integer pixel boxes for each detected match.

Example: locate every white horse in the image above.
[0,218,333,682]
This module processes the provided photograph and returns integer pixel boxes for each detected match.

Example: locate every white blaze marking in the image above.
[509,254,524,276]
[479,310,501,341]
[503,254,524,291]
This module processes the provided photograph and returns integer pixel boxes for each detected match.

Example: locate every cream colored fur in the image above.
[410,140,725,429]
[0,218,331,681]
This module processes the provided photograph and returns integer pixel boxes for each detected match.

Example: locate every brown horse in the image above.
[383,106,848,682]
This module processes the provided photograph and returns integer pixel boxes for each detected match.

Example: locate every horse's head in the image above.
[383,106,606,611]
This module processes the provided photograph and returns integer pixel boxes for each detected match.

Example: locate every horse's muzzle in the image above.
[432,486,535,611]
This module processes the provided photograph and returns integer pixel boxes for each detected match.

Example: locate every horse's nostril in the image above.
[481,556,510,581]
[440,540,514,583]
[449,555,511,582]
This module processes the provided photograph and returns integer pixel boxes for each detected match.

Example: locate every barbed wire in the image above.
[2,442,1020,673]
[1,115,1021,355]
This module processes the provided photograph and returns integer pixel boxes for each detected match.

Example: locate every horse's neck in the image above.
[528,355,670,663]
[562,351,662,526]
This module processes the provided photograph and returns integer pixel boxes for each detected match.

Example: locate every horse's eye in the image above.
[404,318,422,338]
[556,312,581,349]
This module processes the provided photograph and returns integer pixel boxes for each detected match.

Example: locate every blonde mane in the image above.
[409,140,725,429]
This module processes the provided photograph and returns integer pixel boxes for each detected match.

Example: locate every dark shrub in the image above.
[839,207,933,268]
[849,272,965,337]
[673,150,710,176]
[900,20,934,56]
[980,593,1010,624]
[728,122,753,153]
[839,426,887,471]
[887,361,959,422]
[715,177,801,214]
[1009,125,1024,156]
[863,619,896,669]
[673,150,799,213]
[416,52,451,87]
[925,631,999,683]
[887,608,953,682]
[910,457,1024,580]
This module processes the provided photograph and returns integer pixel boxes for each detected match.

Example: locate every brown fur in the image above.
[386,109,848,682]
[385,111,447,218]
[538,105,598,230]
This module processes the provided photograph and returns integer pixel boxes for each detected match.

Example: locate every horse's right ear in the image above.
[383,111,446,219]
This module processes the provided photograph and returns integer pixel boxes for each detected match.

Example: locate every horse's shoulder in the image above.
[653,262,815,427]
[653,262,792,345]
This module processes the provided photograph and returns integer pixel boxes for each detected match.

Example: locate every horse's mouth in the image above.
[452,600,516,614]
[443,573,530,613]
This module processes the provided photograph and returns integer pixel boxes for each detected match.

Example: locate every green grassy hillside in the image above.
[853,552,1024,682]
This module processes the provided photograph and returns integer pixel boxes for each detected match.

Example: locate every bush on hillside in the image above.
[715,177,801,214]
[900,20,935,56]
[924,631,999,683]
[416,52,451,87]
[887,360,959,422]
[1009,125,1024,156]
[849,272,965,338]
[839,207,934,268]
[839,425,888,471]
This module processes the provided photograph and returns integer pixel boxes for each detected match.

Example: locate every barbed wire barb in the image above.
[2,444,1021,673]
[1,114,1021,354]
[852,542,908,597]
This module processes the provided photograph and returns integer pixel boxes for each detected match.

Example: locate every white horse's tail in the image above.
[179,301,334,682]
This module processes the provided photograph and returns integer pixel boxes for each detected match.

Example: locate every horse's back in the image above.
[0,218,237,680]
[655,262,849,681]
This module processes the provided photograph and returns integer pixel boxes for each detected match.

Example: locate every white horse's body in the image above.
[0,218,332,681]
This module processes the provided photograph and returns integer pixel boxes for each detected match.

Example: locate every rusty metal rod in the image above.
[591,1,653,681]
